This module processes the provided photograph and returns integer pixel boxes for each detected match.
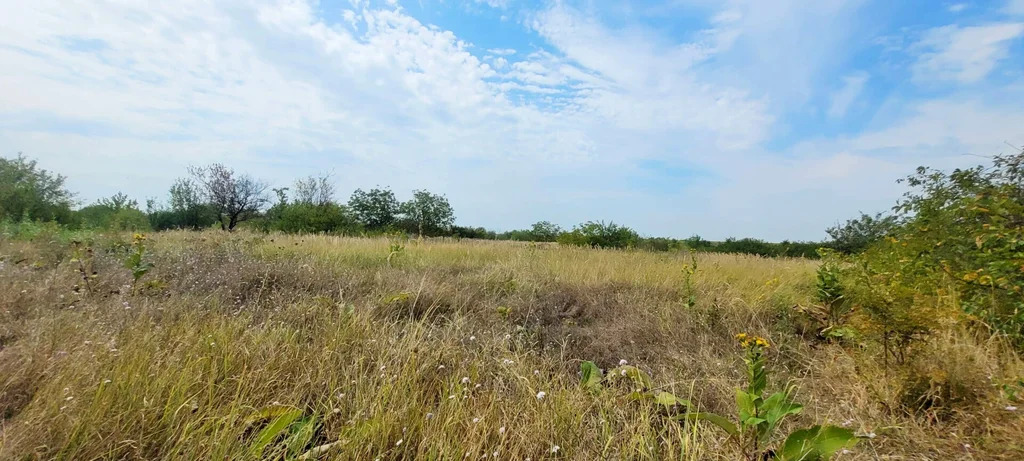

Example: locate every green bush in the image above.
[557,221,638,249]
[271,202,360,235]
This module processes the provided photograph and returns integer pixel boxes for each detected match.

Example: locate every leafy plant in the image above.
[124,233,154,291]
[245,406,321,459]
[386,241,404,267]
[578,361,691,412]
[794,252,855,341]
[679,334,857,460]
[682,252,699,308]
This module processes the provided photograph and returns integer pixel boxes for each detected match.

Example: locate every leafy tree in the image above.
[529,221,562,242]
[557,221,638,249]
[452,225,496,239]
[826,212,900,254]
[78,192,150,231]
[0,153,75,223]
[348,187,400,230]
[273,202,359,234]
[188,163,269,231]
[398,189,455,237]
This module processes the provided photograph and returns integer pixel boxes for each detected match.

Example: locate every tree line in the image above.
[2,153,882,257]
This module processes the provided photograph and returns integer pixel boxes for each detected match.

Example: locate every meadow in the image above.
[1,230,1022,460]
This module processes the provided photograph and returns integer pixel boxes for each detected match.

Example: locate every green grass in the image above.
[1,231,1022,459]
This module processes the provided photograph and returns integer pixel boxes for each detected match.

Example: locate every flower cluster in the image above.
[735,333,769,349]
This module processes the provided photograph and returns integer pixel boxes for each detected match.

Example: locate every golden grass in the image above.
[0,230,1021,459]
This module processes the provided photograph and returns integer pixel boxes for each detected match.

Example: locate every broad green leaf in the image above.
[736,389,757,423]
[287,414,319,457]
[580,361,603,391]
[780,425,857,461]
[763,392,803,428]
[653,391,691,409]
[678,412,739,437]
[250,408,304,457]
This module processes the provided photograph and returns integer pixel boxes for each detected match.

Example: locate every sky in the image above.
[2,0,1024,241]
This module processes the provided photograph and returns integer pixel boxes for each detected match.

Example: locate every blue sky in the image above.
[2,0,1024,240]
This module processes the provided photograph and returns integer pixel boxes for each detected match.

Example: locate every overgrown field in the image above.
[1,231,1022,459]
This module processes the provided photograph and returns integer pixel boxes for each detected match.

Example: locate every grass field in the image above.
[1,230,1022,459]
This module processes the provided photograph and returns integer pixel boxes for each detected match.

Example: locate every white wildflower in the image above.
[462,377,471,384]
[395,439,403,446]
[498,426,506,435]
[619,359,628,366]
[1007,405,1018,411]
[536,391,546,400]
[550,445,560,453]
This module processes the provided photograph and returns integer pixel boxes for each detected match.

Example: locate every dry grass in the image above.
[0,230,1022,459]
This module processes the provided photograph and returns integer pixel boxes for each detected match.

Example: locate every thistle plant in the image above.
[680,334,857,461]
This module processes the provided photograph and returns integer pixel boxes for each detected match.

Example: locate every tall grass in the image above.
[1,231,1021,459]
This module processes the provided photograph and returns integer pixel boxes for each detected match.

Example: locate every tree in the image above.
[293,173,336,206]
[826,212,900,254]
[0,153,75,223]
[274,202,359,234]
[529,221,562,242]
[78,193,150,231]
[399,190,455,237]
[188,163,269,231]
[348,187,400,230]
[557,221,638,249]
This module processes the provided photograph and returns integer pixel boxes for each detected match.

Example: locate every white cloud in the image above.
[827,72,869,118]
[948,3,968,13]
[0,0,1022,241]
[912,22,1024,84]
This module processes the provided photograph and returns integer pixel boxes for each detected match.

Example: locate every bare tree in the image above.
[293,172,336,206]
[188,163,269,231]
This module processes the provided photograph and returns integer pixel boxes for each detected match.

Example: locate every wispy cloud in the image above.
[0,0,1022,240]
[911,22,1024,84]
[828,72,869,118]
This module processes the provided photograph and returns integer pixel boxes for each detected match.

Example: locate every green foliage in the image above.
[0,153,76,224]
[148,178,217,231]
[348,187,400,230]
[270,202,360,234]
[681,252,698,308]
[123,233,154,289]
[578,360,692,412]
[78,193,151,231]
[387,240,405,266]
[835,149,1024,352]
[679,334,857,460]
[826,212,900,254]
[397,189,455,237]
[245,406,320,458]
[557,221,639,249]
[794,252,855,341]
[580,360,603,392]
[780,425,858,461]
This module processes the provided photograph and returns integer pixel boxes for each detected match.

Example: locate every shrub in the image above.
[271,202,360,235]
[557,221,638,249]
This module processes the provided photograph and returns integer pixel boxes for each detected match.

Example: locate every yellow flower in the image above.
[754,337,770,348]
[132,233,146,241]
[735,333,748,341]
